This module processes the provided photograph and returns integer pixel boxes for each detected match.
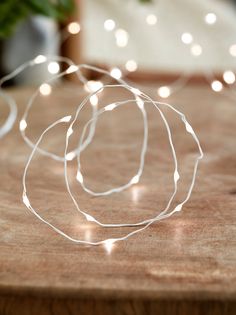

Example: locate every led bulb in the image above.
[105,103,116,111]
[48,62,60,74]
[34,55,47,64]
[136,96,144,109]
[104,19,116,31]
[229,44,236,57]
[174,170,180,182]
[125,60,138,72]
[90,95,98,106]
[115,29,129,47]
[67,127,73,137]
[85,214,95,222]
[130,88,142,96]
[20,120,27,131]
[191,44,202,56]
[68,22,80,34]
[23,193,30,208]
[104,239,115,254]
[211,80,223,92]
[205,13,217,25]
[66,152,76,161]
[76,171,83,183]
[185,122,194,134]
[84,80,104,93]
[181,32,193,45]
[223,71,235,84]
[110,67,122,79]
[174,204,183,212]
[60,115,72,123]
[146,14,157,25]
[158,86,171,98]
[39,83,52,96]
[131,175,140,184]
[66,65,79,74]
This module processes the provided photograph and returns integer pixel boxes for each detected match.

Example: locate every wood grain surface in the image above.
[0,83,235,315]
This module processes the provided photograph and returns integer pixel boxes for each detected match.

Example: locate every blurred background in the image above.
[1,0,236,86]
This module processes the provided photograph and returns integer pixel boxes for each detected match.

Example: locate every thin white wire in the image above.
[22,65,203,246]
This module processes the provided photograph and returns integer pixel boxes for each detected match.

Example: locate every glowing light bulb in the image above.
[181,32,193,45]
[23,193,30,208]
[76,171,83,183]
[105,103,116,111]
[158,86,171,98]
[34,55,47,64]
[211,80,223,92]
[130,88,142,96]
[131,175,140,184]
[174,204,183,212]
[66,152,76,161]
[223,70,235,84]
[174,170,180,182]
[205,13,217,25]
[229,44,236,57]
[67,126,73,137]
[104,19,116,31]
[39,83,52,96]
[191,44,202,56]
[125,60,138,72]
[136,96,144,109]
[104,239,115,254]
[146,14,157,25]
[85,214,96,222]
[90,95,98,106]
[185,122,194,134]
[66,65,79,74]
[48,62,60,74]
[84,80,104,93]
[19,120,27,131]
[110,67,122,79]
[67,22,80,34]
[115,29,129,47]
[60,115,72,123]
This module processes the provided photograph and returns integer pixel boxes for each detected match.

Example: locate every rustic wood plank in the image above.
[0,83,235,314]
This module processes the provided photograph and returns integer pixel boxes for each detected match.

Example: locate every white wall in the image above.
[82,0,236,73]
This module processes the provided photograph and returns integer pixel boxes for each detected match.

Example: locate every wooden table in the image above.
[0,83,235,315]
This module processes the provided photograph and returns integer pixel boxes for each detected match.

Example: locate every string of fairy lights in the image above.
[19,62,203,250]
[0,53,203,250]
[1,3,235,250]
